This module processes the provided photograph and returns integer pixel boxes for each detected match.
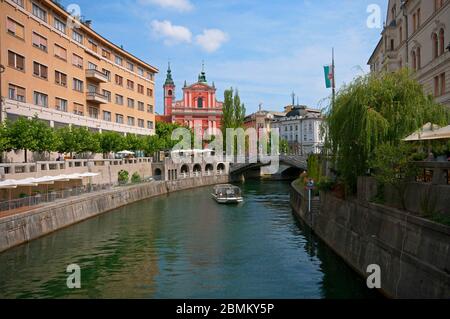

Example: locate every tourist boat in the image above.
[212,184,244,204]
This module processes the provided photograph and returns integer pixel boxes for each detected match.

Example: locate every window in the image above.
[54,17,66,33]
[116,114,124,124]
[33,91,48,107]
[88,39,98,53]
[72,30,83,44]
[73,103,84,116]
[147,121,154,129]
[87,84,97,93]
[103,90,111,102]
[115,94,124,105]
[146,72,153,81]
[138,101,145,111]
[127,80,134,90]
[8,84,26,102]
[115,55,123,66]
[55,71,67,87]
[73,78,84,92]
[6,18,25,39]
[439,29,445,56]
[127,98,135,109]
[54,44,67,60]
[32,3,47,22]
[127,116,135,126]
[7,51,25,71]
[89,107,99,119]
[434,76,440,97]
[147,88,153,97]
[147,104,154,113]
[413,13,416,33]
[102,69,111,81]
[390,39,394,51]
[417,47,421,69]
[399,26,403,43]
[432,33,439,59]
[88,62,97,70]
[33,62,48,79]
[412,51,417,70]
[197,97,203,108]
[138,119,144,128]
[417,8,421,28]
[11,0,24,8]
[72,54,83,68]
[32,32,48,52]
[435,0,445,11]
[440,73,446,96]
[138,67,144,76]
[115,75,123,86]
[56,98,68,112]
[102,49,111,59]
[103,111,112,122]
[138,84,144,94]
[126,62,134,71]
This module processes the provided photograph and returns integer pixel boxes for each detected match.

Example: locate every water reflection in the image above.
[0,180,380,299]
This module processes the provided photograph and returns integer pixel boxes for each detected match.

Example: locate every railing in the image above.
[1,158,153,178]
[414,161,450,186]
[86,92,108,101]
[85,69,108,81]
[0,184,112,213]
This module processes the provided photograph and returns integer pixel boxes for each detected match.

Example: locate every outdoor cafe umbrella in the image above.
[117,150,135,155]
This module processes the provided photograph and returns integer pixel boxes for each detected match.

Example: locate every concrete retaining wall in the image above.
[290,183,450,299]
[0,175,229,253]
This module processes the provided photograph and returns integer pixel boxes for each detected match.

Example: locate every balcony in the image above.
[85,69,108,83]
[86,92,108,104]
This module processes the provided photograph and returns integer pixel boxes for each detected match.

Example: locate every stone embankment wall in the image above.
[290,182,450,299]
[0,175,229,253]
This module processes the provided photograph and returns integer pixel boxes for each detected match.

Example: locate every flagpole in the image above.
[332,47,336,108]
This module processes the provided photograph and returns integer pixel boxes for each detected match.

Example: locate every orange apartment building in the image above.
[0,0,158,135]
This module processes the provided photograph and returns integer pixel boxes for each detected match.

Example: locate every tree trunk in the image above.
[24,149,28,163]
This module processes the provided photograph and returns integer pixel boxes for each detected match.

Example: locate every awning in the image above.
[0,173,100,189]
[403,123,447,141]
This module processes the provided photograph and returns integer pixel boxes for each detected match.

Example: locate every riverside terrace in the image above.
[0,152,230,213]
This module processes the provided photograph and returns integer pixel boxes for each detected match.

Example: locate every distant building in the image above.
[161,64,223,134]
[368,0,449,107]
[244,105,286,136]
[271,105,324,155]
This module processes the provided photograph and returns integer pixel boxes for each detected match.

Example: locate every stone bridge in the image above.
[229,155,308,176]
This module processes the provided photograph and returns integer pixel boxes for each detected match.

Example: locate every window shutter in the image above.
[7,18,16,33]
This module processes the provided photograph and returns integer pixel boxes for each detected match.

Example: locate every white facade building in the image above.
[271,106,325,155]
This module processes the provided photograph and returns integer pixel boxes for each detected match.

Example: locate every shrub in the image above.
[131,172,142,184]
[118,170,129,185]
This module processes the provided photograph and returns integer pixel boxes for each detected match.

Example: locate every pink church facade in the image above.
[162,65,223,134]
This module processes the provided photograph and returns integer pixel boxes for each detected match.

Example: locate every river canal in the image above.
[0,180,379,298]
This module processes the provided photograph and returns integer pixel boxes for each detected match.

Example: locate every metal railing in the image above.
[0,184,112,213]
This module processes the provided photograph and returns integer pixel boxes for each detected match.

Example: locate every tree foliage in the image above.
[325,69,449,192]
[221,88,246,130]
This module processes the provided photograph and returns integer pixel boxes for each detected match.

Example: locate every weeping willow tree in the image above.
[325,69,449,193]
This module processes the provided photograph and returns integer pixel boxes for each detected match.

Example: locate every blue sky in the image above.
[60,0,387,114]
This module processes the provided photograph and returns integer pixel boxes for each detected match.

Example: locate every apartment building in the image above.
[368,0,450,107]
[0,0,158,135]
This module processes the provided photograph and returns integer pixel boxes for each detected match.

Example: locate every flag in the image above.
[324,65,334,89]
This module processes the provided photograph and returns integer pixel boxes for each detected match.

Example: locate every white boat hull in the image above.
[212,194,243,204]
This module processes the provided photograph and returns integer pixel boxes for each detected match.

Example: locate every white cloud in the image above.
[150,20,192,45]
[195,29,229,53]
[138,0,193,12]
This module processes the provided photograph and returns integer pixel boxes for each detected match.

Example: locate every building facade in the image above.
[1,0,158,135]
[271,105,324,155]
[244,107,286,137]
[162,64,223,134]
[368,0,450,107]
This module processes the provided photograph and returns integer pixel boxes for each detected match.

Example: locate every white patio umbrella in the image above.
[117,150,135,155]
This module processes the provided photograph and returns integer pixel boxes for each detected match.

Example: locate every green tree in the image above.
[0,122,11,154]
[325,69,449,192]
[55,127,78,157]
[71,127,100,155]
[6,117,37,162]
[99,131,124,157]
[31,119,59,157]
[221,88,246,130]
[280,139,289,154]
[370,142,418,210]
[124,134,145,152]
